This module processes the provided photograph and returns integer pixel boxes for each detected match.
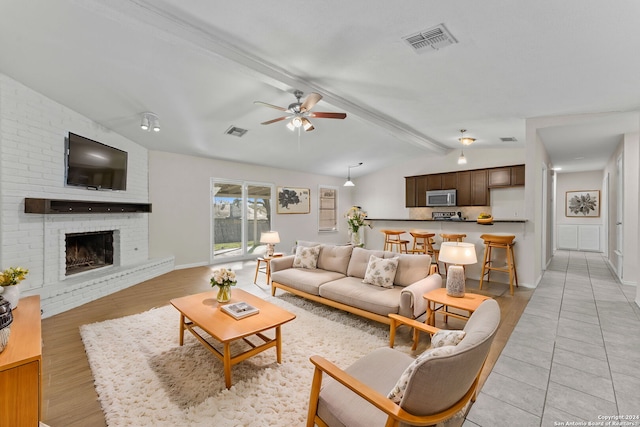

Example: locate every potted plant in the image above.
[210,268,237,303]
[345,206,371,247]
[0,267,29,310]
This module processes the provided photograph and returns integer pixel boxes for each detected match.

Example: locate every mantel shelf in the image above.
[24,198,152,214]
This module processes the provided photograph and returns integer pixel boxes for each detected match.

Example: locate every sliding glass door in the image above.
[211,179,274,261]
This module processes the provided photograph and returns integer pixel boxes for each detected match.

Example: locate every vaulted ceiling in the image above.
[1,1,639,178]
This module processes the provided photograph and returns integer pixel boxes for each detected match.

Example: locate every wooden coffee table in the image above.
[424,288,491,327]
[170,289,296,388]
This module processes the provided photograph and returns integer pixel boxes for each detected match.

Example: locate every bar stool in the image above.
[479,234,518,295]
[439,233,467,274]
[408,230,439,273]
[381,229,409,253]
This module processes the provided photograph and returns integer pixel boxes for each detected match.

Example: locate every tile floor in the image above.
[464,250,640,427]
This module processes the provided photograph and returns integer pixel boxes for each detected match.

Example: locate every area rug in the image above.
[80,294,415,426]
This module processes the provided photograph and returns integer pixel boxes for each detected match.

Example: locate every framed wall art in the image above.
[277,187,310,214]
[565,190,600,217]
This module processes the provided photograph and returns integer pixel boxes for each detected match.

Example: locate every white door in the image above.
[616,155,623,279]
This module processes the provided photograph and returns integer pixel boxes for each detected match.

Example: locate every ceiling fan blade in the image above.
[300,92,322,112]
[253,101,288,111]
[309,112,347,119]
[260,116,290,125]
[301,117,315,132]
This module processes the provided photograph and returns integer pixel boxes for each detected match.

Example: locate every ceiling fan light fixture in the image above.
[292,116,303,128]
[302,117,314,131]
[286,121,295,131]
[458,129,474,146]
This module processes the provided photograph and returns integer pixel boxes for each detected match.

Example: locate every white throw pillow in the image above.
[362,255,399,288]
[292,245,321,269]
[430,330,466,348]
[387,345,456,404]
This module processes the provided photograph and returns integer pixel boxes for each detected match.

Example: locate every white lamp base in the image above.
[266,243,275,257]
[446,265,466,297]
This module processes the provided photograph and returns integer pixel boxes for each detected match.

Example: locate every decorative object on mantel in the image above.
[565,190,600,217]
[210,268,237,303]
[0,295,13,353]
[345,206,371,247]
[437,243,476,297]
[0,266,29,309]
[477,213,493,225]
[277,187,310,214]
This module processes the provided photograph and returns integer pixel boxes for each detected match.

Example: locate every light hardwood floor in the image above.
[40,263,532,427]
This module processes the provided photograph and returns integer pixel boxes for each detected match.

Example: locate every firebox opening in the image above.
[65,231,114,276]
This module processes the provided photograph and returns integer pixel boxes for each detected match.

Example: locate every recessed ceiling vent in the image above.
[403,24,457,53]
[224,126,248,137]
[500,137,518,142]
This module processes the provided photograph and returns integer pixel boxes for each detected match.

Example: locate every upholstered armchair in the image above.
[306,299,500,427]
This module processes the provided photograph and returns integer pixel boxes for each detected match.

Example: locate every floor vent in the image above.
[224,126,248,137]
[403,24,457,53]
[500,137,518,142]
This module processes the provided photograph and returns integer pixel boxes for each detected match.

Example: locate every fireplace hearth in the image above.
[66,231,114,276]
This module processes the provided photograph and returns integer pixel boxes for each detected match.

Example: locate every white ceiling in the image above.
[1,0,639,178]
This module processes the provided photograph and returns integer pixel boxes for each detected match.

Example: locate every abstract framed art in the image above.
[565,190,600,217]
[277,187,310,214]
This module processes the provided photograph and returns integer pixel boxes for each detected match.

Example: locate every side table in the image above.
[253,253,283,286]
[424,288,490,327]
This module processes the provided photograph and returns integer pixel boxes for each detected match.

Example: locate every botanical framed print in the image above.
[277,187,310,214]
[566,190,600,217]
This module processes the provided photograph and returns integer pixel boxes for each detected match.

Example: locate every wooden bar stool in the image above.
[381,230,409,253]
[408,230,439,273]
[439,233,467,274]
[479,234,518,295]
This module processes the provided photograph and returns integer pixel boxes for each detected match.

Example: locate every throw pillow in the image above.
[293,245,321,269]
[387,345,456,404]
[430,330,466,348]
[362,255,399,288]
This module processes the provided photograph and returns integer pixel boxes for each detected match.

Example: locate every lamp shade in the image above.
[438,242,477,265]
[260,231,280,244]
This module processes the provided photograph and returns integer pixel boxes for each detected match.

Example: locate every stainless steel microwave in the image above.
[426,189,456,207]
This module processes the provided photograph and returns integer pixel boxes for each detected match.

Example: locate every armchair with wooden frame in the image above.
[306,299,500,427]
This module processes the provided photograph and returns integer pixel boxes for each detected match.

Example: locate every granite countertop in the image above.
[367,218,527,223]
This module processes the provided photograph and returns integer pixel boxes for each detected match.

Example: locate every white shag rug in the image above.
[80,294,415,427]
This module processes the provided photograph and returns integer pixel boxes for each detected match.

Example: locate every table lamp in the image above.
[260,231,280,257]
[438,242,477,297]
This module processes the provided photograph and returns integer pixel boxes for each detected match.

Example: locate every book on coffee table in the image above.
[221,301,260,319]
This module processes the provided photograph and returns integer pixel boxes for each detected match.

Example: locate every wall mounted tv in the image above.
[65,132,128,191]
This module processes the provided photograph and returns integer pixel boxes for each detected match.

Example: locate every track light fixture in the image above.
[344,162,363,187]
[141,112,160,132]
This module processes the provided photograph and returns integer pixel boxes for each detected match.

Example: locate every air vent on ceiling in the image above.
[224,126,248,137]
[500,137,518,142]
[403,24,457,53]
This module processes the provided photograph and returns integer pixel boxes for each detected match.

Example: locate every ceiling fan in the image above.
[254,90,346,132]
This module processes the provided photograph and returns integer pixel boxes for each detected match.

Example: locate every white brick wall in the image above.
[0,73,173,317]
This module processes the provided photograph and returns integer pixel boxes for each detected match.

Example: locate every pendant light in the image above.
[344,162,363,187]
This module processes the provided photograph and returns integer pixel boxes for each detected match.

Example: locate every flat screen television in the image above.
[65,132,128,191]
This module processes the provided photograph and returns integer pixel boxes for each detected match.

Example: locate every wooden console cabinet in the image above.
[0,295,42,426]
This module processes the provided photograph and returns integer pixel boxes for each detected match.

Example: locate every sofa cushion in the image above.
[390,253,432,287]
[293,245,321,269]
[317,244,353,275]
[347,247,386,279]
[271,268,345,296]
[319,277,402,316]
[431,330,466,348]
[362,255,399,288]
[387,345,456,404]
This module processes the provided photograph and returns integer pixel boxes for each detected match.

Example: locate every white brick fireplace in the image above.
[0,73,173,317]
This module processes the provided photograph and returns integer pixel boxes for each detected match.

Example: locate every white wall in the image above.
[148,150,353,268]
[623,133,639,286]
[0,73,172,317]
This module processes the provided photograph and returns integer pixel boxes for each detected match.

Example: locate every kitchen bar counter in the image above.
[363,218,527,285]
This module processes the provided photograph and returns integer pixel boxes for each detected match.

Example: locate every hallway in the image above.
[465,250,640,426]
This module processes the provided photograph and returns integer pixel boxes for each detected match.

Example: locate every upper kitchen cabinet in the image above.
[457,170,489,206]
[426,173,457,190]
[488,165,525,188]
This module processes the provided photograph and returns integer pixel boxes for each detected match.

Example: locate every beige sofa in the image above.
[270,242,442,325]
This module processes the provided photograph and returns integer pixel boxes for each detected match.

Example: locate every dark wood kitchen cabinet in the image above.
[426,173,457,190]
[457,170,488,206]
[488,165,525,187]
